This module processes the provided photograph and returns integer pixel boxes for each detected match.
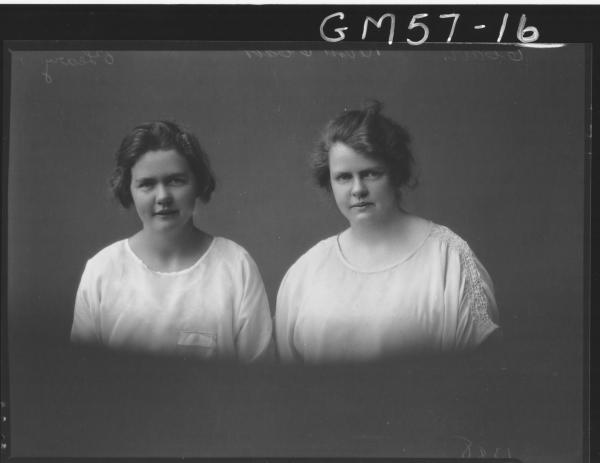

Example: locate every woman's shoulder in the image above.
[208,236,260,268]
[79,240,131,282]
[211,235,249,255]
[285,235,338,273]
[423,222,493,287]
[426,222,475,258]
[278,236,337,293]
[86,239,129,266]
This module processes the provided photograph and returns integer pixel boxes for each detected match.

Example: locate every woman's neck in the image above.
[340,211,430,270]
[131,223,211,272]
[142,223,195,252]
[348,208,408,244]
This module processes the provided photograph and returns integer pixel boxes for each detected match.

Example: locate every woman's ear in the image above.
[394,187,404,206]
[195,184,210,203]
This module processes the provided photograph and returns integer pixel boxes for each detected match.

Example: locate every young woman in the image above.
[71,121,273,362]
[276,101,500,363]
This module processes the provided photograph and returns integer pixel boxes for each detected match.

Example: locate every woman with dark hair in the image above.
[276,101,499,363]
[71,121,273,362]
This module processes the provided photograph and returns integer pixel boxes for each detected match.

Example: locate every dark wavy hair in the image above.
[109,121,216,208]
[311,100,416,194]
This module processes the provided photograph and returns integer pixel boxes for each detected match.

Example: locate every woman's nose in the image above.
[156,184,173,204]
[351,177,367,197]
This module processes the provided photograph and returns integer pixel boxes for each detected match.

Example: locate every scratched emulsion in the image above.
[7,47,585,462]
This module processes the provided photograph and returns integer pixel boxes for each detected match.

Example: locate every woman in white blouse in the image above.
[71,121,273,362]
[276,101,500,363]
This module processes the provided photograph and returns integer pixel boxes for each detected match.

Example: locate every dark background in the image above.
[5,44,585,462]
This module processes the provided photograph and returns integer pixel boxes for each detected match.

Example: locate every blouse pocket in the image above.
[176,330,217,359]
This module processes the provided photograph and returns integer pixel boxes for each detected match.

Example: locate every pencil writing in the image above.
[41,51,114,84]
[453,435,512,458]
[243,50,381,59]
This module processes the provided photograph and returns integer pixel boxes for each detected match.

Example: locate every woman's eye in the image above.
[364,171,383,179]
[335,173,351,182]
[169,177,186,186]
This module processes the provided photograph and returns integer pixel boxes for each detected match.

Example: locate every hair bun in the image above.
[363,99,383,116]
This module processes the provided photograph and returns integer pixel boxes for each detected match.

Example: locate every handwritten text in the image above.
[320,12,542,46]
[244,50,381,59]
[41,51,114,84]
[454,435,512,459]
[444,49,524,62]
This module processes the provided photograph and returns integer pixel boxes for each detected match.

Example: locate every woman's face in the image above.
[130,149,199,234]
[329,142,398,227]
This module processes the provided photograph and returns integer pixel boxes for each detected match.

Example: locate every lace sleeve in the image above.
[433,225,500,350]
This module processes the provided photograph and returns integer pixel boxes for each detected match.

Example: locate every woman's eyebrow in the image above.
[359,167,384,173]
[134,172,187,181]
[132,175,154,183]
[163,172,189,180]
[166,171,188,177]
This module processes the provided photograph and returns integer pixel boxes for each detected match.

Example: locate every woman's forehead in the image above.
[329,142,384,171]
[131,149,190,177]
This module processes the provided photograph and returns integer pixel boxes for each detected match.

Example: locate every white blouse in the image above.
[276,223,499,363]
[71,237,273,362]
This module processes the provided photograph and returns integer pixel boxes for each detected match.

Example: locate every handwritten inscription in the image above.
[320,12,543,46]
[444,49,524,62]
[41,51,114,84]
[244,49,523,63]
[454,435,512,459]
[244,50,381,59]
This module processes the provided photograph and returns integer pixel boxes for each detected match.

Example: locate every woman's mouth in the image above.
[351,202,373,209]
[154,209,178,216]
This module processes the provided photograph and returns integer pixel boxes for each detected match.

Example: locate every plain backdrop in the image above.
[6,46,586,461]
